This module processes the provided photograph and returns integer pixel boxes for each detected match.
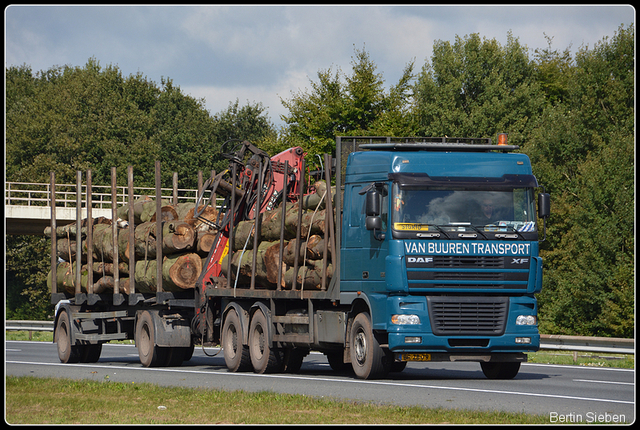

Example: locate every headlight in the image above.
[391,314,420,325]
[516,315,537,325]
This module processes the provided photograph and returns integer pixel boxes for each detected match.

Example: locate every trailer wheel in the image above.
[222,309,251,372]
[182,343,195,362]
[136,311,166,367]
[164,347,185,367]
[283,348,308,373]
[55,309,81,363]
[80,344,102,363]
[248,309,282,374]
[480,362,520,379]
[350,312,387,379]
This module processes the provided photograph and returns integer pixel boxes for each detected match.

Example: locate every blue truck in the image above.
[52,135,550,380]
[336,136,550,379]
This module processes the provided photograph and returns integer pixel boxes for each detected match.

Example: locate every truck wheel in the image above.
[222,309,251,372]
[389,361,407,373]
[164,347,185,367]
[182,343,195,362]
[80,343,102,363]
[325,351,352,373]
[350,312,388,379]
[248,309,282,374]
[283,348,307,373]
[480,362,520,379]
[55,309,81,363]
[136,311,166,367]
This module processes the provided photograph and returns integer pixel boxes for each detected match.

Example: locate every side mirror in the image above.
[365,216,383,231]
[365,189,380,217]
[537,192,550,243]
[365,189,385,240]
[538,193,550,219]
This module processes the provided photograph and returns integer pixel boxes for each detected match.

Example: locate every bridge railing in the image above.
[5,181,201,209]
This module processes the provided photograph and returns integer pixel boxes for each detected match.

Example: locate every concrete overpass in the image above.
[5,181,200,235]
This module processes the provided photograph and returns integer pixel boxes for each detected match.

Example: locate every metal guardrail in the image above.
[540,334,635,355]
[5,321,635,355]
[5,320,54,332]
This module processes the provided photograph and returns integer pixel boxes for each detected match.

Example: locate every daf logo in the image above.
[407,257,433,264]
[511,258,529,264]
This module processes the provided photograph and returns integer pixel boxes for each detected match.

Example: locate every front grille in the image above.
[433,256,503,268]
[427,296,509,336]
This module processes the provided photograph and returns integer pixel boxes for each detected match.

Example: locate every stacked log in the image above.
[221,180,336,291]
[47,179,335,294]
[47,201,217,295]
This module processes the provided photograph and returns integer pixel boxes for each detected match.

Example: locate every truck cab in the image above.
[338,136,550,379]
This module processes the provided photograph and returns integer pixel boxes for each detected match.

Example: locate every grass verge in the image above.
[6,375,549,424]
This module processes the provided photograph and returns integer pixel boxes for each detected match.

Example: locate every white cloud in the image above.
[5,4,635,128]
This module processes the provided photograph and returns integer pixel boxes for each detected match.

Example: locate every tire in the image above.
[182,343,195,362]
[136,311,166,367]
[480,362,521,379]
[283,348,308,373]
[55,309,81,363]
[350,312,388,379]
[325,351,352,373]
[164,347,185,367]
[80,343,102,363]
[389,360,407,373]
[222,309,251,372]
[248,309,282,374]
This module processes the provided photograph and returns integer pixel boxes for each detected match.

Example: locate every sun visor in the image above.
[388,172,539,189]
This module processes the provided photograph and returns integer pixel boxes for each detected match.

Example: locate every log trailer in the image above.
[51,135,550,379]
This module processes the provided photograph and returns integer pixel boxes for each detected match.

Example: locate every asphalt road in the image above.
[6,340,635,424]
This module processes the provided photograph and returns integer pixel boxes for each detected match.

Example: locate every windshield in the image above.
[392,184,537,233]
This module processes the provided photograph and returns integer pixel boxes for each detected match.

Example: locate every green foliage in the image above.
[277,46,415,169]
[525,25,634,337]
[5,236,53,320]
[413,32,546,145]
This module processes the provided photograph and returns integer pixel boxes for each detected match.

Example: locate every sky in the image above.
[5,5,635,128]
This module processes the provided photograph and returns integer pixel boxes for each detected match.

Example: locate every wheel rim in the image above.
[354,330,367,366]
[252,324,266,360]
[225,324,239,358]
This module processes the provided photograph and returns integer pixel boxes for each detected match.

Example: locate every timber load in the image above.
[46,198,218,295]
[47,180,336,295]
[221,179,337,291]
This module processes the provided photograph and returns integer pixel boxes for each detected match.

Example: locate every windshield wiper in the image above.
[466,224,489,240]
[430,224,452,239]
[482,223,527,240]
[496,224,527,240]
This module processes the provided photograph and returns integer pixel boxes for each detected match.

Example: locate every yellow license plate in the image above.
[401,353,431,362]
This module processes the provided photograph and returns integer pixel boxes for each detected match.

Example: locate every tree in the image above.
[413,32,546,145]
[533,34,574,106]
[527,24,634,337]
[276,47,415,164]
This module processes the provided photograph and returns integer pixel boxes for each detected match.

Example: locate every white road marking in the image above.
[7,360,634,405]
[573,379,634,386]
